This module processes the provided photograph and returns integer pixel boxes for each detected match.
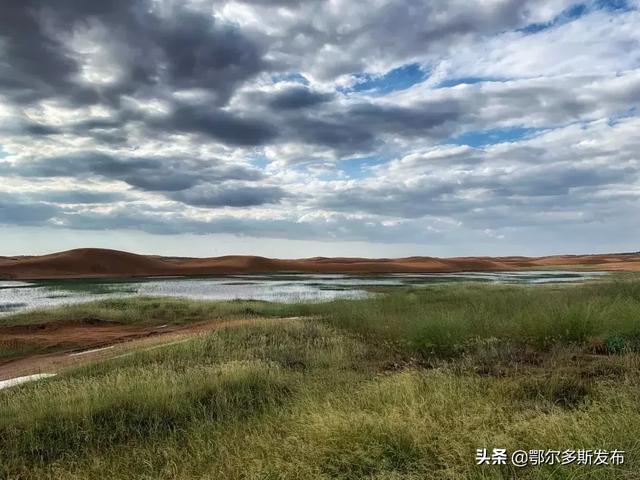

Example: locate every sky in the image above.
[0,0,639,258]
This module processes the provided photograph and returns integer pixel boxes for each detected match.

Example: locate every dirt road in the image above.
[0,317,286,382]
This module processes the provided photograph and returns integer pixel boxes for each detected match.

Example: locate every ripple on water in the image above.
[0,272,608,316]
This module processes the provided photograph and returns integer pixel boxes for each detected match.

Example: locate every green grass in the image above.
[0,340,43,361]
[0,296,305,327]
[34,279,140,295]
[310,279,640,358]
[2,278,640,478]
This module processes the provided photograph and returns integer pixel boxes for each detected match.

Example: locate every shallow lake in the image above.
[0,271,607,316]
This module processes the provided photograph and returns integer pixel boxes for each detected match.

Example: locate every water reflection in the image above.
[0,271,607,315]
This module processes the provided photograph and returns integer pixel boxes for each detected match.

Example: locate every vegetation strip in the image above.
[1,276,640,479]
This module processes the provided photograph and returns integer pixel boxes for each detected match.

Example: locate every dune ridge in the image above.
[0,248,639,280]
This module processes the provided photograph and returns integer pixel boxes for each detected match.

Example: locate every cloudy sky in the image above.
[1,0,639,257]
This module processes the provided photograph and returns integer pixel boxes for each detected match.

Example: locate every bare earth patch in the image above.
[0,317,283,381]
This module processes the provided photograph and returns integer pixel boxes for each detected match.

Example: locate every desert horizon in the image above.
[1,247,640,280]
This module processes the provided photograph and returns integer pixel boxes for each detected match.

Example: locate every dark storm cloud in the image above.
[235,0,325,5]
[268,87,333,110]
[0,152,263,192]
[170,184,288,208]
[28,190,128,204]
[346,101,461,135]
[0,1,80,104]
[487,164,635,197]
[58,206,427,243]
[0,0,142,106]
[72,118,123,131]
[317,184,460,219]
[0,118,63,137]
[0,0,273,150]
[276,100,461,153]
[0,0,266,107]
[0,194,60,226]
[290,118,376,151]
[159,104,278,146]
[22,123,62,136]
[154,9,264,101]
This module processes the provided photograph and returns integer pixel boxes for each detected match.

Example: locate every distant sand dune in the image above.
[0,248,639,280]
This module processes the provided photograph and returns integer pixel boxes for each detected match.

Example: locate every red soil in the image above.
[0,317,270,381]
[1,248,639,280]
[0,318,167,359]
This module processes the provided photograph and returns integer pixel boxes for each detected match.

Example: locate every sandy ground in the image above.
[1,248,640,280]
[0,317,285,382]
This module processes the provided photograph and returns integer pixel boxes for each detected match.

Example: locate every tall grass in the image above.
[312,280,640,357]
[0,320,369,477]
[0,296,306,327]
[1,361,289,462]
[2,279,640,479]
[0,340,42,361]
[4,321,639,479]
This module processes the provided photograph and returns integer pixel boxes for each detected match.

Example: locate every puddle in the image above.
[70,346,115,357]
[0,373,57,391]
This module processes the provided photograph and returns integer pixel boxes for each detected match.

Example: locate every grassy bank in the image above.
[9,278,638,356]
[2,278,640,478]
[314,279,640,358]
[0,296,299,328]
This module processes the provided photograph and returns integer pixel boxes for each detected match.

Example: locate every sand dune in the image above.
[0,248,639,280]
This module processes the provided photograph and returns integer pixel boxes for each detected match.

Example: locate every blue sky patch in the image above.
[595,0,633,11]
[343,63,428,95]
[437,76,503,88]
[249,155,270,169]
[449,127,545,147]
[519,1,633,34]
[337,155,389,178]
[607,106,638,126]
[271,72,310,85]
[519,4,588,34]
